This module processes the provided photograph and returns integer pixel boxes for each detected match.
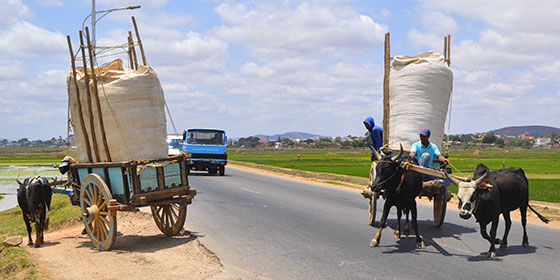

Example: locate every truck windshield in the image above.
[187,131,224,145]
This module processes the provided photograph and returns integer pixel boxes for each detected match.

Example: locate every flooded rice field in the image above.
[0,165,61,211]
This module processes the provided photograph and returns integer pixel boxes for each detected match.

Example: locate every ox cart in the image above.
[55,154,196,250]
[361,33,467,228]
[52,16,196,250]
[361,151,466,227]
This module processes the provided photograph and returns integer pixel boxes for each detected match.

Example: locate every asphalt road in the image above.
[185,166,560,280]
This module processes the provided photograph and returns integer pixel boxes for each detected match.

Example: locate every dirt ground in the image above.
[28,211,225,280]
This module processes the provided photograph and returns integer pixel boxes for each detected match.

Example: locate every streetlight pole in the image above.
[82,1,141,52]
[91,0,96,47]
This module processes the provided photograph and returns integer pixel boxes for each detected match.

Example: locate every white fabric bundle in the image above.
[67,59,168,163]
[388,51,453,151]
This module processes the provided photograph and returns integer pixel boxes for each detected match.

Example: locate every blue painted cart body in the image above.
[68,154,195,207]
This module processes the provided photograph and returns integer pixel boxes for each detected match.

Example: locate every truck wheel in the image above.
[208,167,217,175]
[219,166,225,176]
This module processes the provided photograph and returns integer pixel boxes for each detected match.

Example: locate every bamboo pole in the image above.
[85,27,111,162]
[128,31,138,70]
[66,35,93,163]
[79,30,100,162]
[444,36,448,63]
[127,34,134,69]
[131,16,147,66]
[382,32,391,146]
[447,34,451,66]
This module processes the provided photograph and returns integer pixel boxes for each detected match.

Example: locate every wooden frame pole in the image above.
[444,36,448,63]
[85,27,111,162]
[67,35,93,163]
[382,32,391,145]
[79,30,100,162]
[131,16,147,66]
[127,34,134,70]
[447,34,451,66]
[128,31,138,70]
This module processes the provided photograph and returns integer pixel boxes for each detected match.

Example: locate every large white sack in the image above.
[67,59,168,163]
[388,51,452,151]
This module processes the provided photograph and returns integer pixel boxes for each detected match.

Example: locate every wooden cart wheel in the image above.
[368,191,379,226]
[80,173,117,251]
[367,161,378,226]
[151,202,187,236]
[433,185,448,227]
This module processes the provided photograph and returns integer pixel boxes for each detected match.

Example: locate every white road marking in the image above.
[242,188,261,195]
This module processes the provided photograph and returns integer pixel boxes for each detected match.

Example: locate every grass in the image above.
[230,148,560,203]
[0,194,81,279]
[0,147,74,166]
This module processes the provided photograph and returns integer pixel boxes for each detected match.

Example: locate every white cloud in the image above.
[0,0,31,25]
[0,21,66,58]
[453,39,548,70]
[213,2,387,58]
[428,0,560,34]
[412,1,560,70]
[0,68,67,138]
[0,58,25,80]
[94,0,167,9]
[37,0,64,7]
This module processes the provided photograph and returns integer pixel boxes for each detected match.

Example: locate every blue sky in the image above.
[1,0,559,140]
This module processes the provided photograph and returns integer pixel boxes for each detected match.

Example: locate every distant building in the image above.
[534,137,551,146]
[520,134,535,140]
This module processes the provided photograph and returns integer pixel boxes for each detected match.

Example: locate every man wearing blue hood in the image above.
[363,116,383,155]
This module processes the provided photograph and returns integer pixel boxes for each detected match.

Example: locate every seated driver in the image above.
[409,128,450,187]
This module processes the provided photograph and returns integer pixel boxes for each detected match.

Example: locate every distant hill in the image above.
[253,132,327,141]
[488,125,560,137]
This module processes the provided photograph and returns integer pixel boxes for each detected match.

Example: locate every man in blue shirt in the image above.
[409,128,450,186]
[363,116,383,152]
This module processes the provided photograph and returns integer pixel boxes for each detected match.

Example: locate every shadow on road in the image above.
[467,245,537,262]
[187,172,231,177]
[374,219,540,259]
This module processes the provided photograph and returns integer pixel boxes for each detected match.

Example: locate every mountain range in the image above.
[248,125,560,140]
[252,132,326,141]
[487,125,560,137]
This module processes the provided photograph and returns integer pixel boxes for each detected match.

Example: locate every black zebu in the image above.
[445,164,549,257]
[369,145,425,249]
[16,175,52,247]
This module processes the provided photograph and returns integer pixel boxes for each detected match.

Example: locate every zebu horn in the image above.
[391,143,404,162]
[16,175,23,186]
[474,171,489,188]
[444,169,461,186]
[369,145,381,161]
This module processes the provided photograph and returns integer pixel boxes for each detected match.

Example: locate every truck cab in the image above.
[182,128,227,175]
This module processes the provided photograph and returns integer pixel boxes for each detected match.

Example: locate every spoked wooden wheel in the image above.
[151,202,187,236]
[80,173,117,250]
[433,185,448,227]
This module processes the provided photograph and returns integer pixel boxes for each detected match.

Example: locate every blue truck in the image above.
[182,128,227,176]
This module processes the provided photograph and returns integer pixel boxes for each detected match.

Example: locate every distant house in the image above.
[520,134,535,140]
[534,137,551,146]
